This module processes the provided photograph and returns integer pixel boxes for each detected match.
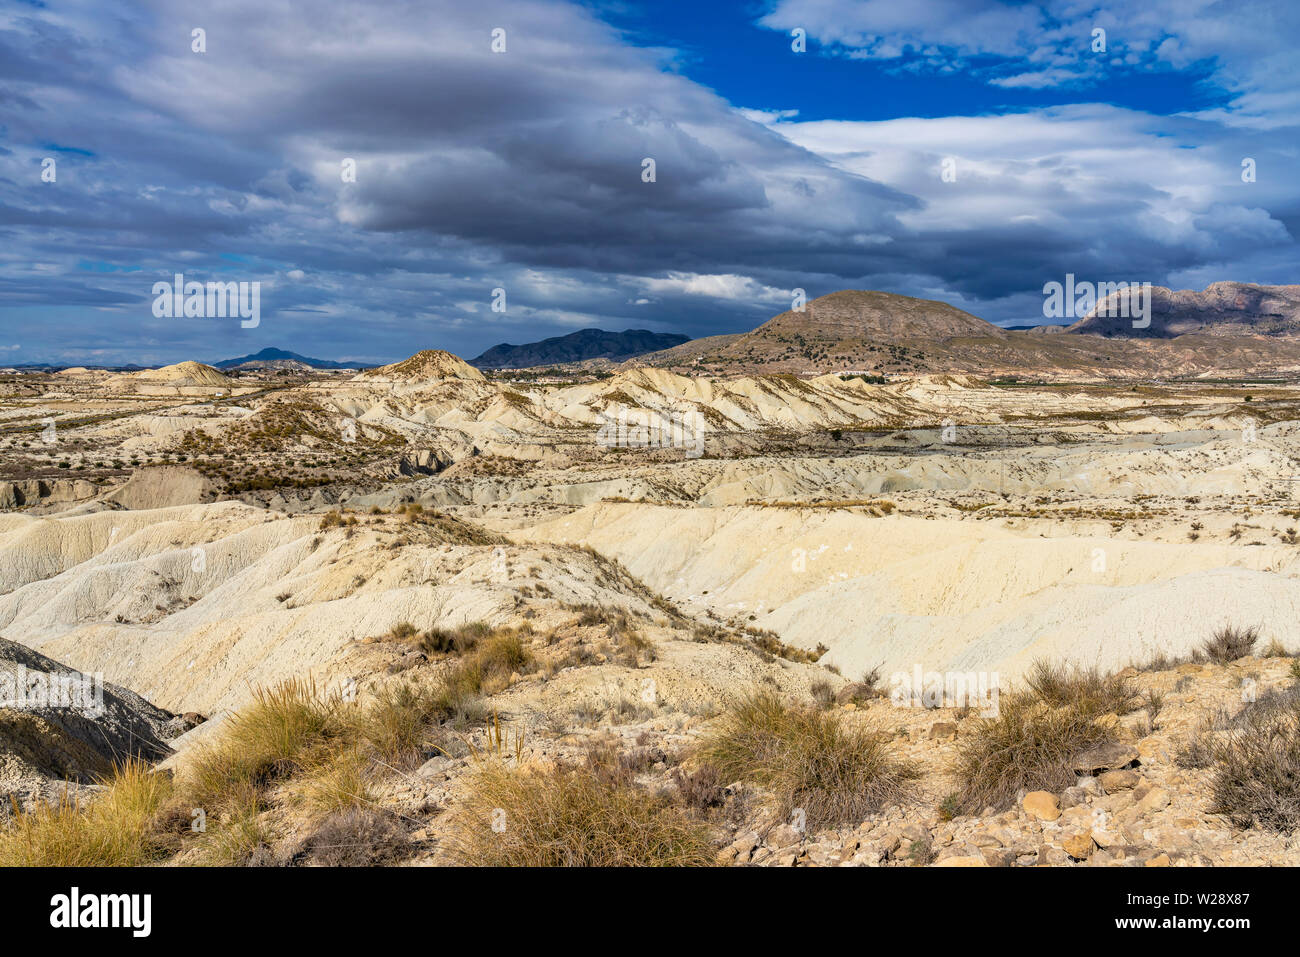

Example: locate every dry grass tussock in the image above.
[442,741,715,866]
[953,660,1139,813]
[0,758,177,867]
[0,672,460,865]
[696,688,917,831]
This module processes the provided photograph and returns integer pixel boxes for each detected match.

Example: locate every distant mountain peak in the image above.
[752,290,1005,341]
[211,347,368,370]
[471,328,690,369]
[358,349,485,381]
[1067,282,1300,338]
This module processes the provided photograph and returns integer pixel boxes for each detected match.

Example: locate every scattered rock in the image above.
[1062,831,1096,859]
[1137,788,1172,814]
[1023,791,1061,821]
[928,721,958,741]
[1071,743,1139,775]
[416,756,452,779]
[767,823,803,848]
[1060,786,1090,809]
[1098,769,1141,793]
[981,847,1017,867]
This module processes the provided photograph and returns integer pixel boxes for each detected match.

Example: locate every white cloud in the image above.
[635,272,791,302]
[737,107,800,124]
[990,69,1081,89]
[762,0,1300,127]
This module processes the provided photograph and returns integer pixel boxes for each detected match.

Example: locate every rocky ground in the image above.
[720,655,1300,867]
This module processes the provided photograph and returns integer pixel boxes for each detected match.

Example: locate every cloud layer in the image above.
[0,0,1296,363]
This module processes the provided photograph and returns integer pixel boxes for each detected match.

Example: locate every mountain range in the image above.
[634,283,1300,379]
[34,282,1299,380]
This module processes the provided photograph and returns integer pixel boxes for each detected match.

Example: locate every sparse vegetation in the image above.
[1205,686,1300,831]
[1202,625,1258,664]
[427,625,535,718]
[698,689,917,830]
[443,757,714,867]
[953,661,1138,813]
[0,759,176,867]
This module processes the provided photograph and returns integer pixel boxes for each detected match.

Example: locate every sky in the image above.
[1,0,1297,366]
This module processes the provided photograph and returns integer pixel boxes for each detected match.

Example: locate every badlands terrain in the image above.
[5,318,1300,865]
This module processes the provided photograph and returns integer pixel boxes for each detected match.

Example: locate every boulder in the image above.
[1071,743,1139,775]
[1023,791,1061,821]
[1098,769,1141,793]
[1062,831,1096,859]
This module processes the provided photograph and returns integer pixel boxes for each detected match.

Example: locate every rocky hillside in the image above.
[634,288,1300,379]
[472,328,690,369]
[123,361,235,389]
[1068,282,1300,338]
[757,290,1004,341]
[356,350,485,382]
[0,638,177,803]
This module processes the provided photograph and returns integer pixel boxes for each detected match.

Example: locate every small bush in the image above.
[1264,637,1290,658]
[937,792,961,822]
[671,764,727,813]
[344,681,442,767]
[953,660,1138,814]
[1202,625,1258,664]
[291,747,373,815]
[1024,660,1139,716]
[809,680,835,709]
[190,804,274,866]
[388,621,418,641]
[906,837,935,865]
[183,679,340,813]
[428,627,533,720]
[1207,690,1300,831]
[573,604,606,627]
[1141,689,1165,734]
[302,808,408,866]
[698,689,916,830]
[861,665,883,695]
[418,621,489,656]
[477,631,532,678]
[1174,723,1218,770]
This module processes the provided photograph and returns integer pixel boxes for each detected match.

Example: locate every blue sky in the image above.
[597,0,1230,121]
[1,0,1297,365]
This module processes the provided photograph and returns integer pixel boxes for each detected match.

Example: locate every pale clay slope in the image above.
[520,503,1300,683]
[104,360,236,392]
[388,420,1297,512]
[11,361,1300,865]
[53,359,1216,498]
[0,502,834,721]
[0,504,508,713]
